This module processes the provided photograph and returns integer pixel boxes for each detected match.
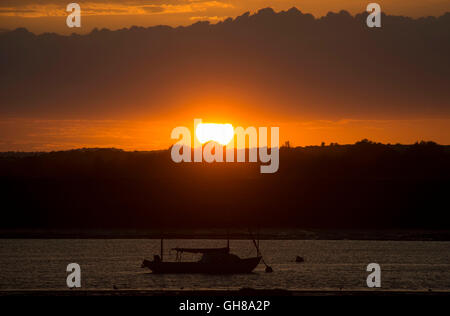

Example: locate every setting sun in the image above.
[195,123,234,145]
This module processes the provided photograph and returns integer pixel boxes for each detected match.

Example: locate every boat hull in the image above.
[142,256,261,274]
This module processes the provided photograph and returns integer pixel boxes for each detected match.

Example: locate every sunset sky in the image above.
[1,1,449,151]
[1,0,449,34]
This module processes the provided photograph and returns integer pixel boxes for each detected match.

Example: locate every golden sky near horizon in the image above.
[1,118,450,152]
[0,0,449,34]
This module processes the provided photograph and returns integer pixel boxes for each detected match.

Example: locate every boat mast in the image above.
[256,227,260,257]
[160,236,164,262]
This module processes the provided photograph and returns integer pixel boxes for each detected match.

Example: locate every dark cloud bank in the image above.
[0,7,449,119]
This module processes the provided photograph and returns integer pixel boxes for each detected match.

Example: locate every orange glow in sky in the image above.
[0,0,449,34]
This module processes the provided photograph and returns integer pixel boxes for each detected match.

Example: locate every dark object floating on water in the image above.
[113,285,118,290]
[141,247,261,274]
[142,231,272,274]
[295,256,304,263]
[265,266,273,273]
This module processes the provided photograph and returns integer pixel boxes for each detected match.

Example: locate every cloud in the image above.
[0,1,234,17]
[189,15,226,21]
[142,6,166,14]
[0,5,64,17]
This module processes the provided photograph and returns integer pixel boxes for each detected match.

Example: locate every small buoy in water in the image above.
[265,266,273,273]
[295,256,304,263]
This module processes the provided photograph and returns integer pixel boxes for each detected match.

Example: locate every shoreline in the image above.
[1,289,449,296]
[1,229,450,241]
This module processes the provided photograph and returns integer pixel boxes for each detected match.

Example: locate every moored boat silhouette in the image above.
[141,233,268,274]
[142,247,261,274]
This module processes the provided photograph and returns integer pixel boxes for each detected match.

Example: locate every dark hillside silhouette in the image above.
[1,141,449,230]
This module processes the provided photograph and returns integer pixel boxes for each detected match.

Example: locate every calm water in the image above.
[0,239,449,291]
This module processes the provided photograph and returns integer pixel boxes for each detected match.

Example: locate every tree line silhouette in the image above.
[1,140,449,230]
